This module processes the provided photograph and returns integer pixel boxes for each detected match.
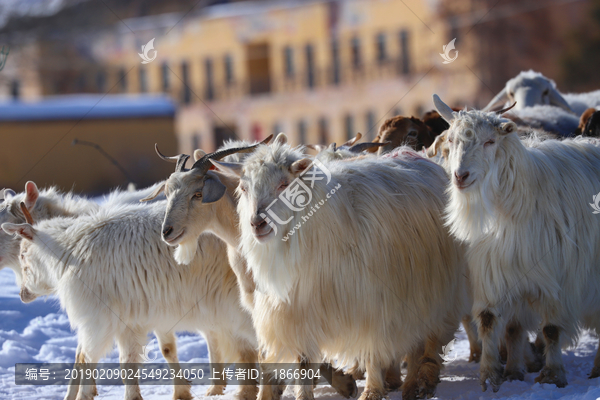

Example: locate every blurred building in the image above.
[0,95,177,194]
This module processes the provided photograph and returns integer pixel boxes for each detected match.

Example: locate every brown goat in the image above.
[369,116,437,154]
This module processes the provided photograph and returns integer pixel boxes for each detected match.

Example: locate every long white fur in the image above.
[236,142,468,400]
[443,106,600,389]
[7,201,257,400]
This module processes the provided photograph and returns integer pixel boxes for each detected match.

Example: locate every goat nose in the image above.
[251,216,266,228]
[454,171,470,183]
[162,225,173,238]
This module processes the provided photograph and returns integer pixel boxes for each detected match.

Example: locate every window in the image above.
[344,114,354,141]
[272,121,282,137]
[376,33,387,63]
[205,58,214,101]
[10,80,19,100]
[365,110,376,141]
[331,40,340,85]
[224,54,234,85]
[298,119,307,144]
[182,61,191,104]
[351,36,361,69]
[119,68,127,92]
[161,62,169,92]
[284,46,294,78]
[192,133,201,150]
[318,117,328,145]
[139,67,148,93]
[399,30,410,75]
[96,70,106,93]
[305,44,315,89]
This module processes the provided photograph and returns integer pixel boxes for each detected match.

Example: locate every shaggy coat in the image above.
[5,201,257,400]
[233,143,468,400]
[441,105,600,391]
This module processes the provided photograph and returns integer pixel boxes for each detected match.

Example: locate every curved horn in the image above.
[305,144,327,152]
[191,134,274,174]
[348,142,388,153]
[433,94,456,123]
[548,87,575,114]
[483,87,509,112]
[155,144,191,172]
[495,101,517,115]
[341,132,363,148]
[20,202,34,225]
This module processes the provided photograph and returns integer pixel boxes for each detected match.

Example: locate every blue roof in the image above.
[0,94,176,121]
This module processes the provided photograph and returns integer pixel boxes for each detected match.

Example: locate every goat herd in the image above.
[2,70,600,400]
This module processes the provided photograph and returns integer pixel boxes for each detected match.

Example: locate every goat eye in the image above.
[543,89,549,96]
[484,140,495,147]
[192,192,202,199]
[407,131,417,138]
[278,182,289,190]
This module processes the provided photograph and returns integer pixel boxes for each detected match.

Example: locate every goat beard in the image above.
[174,239,198,265]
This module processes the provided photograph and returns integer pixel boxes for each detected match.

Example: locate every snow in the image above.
[0,266,598,399]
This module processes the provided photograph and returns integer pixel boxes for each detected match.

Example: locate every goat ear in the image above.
[548,87,575,114]
[290,158,312,175]
[2,223,35,241]
[139,182,166,202]
[274,133,288,145]
[210,160,243,177]
[202,176,227,204]
[426,132,447,158]
[193,149,206,161]
[24,181,39,210]
[433,94,456,123]
[498,121,517,135]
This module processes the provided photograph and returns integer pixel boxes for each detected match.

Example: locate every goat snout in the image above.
[162,225,174,238]
[454,171,470,184]
[250,215,267,229]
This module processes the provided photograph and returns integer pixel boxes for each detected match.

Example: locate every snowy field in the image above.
[0,267,599,400]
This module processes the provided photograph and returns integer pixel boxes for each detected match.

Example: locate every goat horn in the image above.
[495,102,517,115]
[20,202,34,225]
[191,134,274,174]
[341,133,363,148]
[348,142,389,153]
[155,144,191,172]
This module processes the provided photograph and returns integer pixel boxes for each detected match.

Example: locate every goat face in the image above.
[236,146,309,244]
[446,112,517,191]
[161,169,226,252]
[376,116,436,154]
[484,71,573,113]
[0,182,39,282]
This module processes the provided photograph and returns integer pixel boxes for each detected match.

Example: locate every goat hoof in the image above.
[235,385,259,400]
[331,371,358,398]
[468,350,481,363]
[384,374,402,393]
[588,366,600,379]
[480,365,504,393]
[401,380,418,400]
[359,388,384,400]
[503,368,525,382]
[206,384,226,396]
[535,366,567,388]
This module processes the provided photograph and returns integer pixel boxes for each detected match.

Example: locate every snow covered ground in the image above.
[1,267,599,400]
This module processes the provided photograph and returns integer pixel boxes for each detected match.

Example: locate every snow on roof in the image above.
[0,94,176,121]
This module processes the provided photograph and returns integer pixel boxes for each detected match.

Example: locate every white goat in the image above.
[141,136,360,400]
[0,181,166,285]
[484,70,600,116]
[3,201,258,400]
[210,137,469,400]
[434,93,600,392]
